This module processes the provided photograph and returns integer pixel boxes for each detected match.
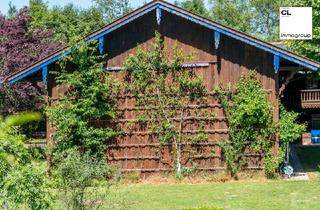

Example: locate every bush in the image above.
[216,72,275,178]
[1,164,52,210]
[53,149,112,210]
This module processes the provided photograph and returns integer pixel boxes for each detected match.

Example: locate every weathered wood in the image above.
[47,10,277,175]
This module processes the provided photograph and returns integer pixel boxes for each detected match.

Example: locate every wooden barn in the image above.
[4,0,320,175]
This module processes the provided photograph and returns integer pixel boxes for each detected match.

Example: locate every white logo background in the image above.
[280,7,312,40]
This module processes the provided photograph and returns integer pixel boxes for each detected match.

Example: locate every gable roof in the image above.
[5,0,320,84]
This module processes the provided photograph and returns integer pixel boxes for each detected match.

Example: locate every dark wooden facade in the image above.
[6,0,320,176]
[46,10,278,175]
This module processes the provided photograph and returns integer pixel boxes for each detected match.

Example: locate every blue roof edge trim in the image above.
[7,1,320,84]
[8,50,70,84]
[7,4,158,84]
[158,4,319,71]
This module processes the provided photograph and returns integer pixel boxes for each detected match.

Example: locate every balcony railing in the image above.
[283,89,320,109]
[301,89,320,102]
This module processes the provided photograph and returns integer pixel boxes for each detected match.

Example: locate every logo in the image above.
[281,9,292,16]
[280,7,312,40]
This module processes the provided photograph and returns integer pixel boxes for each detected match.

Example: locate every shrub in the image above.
[47,43,120,158]
[2,164,52,210]
[0,112,51,210]
[53,149,112,210]
[216,72,275,178]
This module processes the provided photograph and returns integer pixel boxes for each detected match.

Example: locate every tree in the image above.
[0,8,60,78]
[251,0,283,41]
[176,0,210,17]
[209,0,282,40]
[285,0,320,62]
[0,8,61,115]
[29,0,106,44]
[124,32,211,177]
[7,1,17,19]
[216,72,276,178]
[93,0,133,23]
[209,0,254,34]
[47,43,120,158]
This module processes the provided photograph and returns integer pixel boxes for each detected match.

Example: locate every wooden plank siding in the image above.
[48,10,277,176]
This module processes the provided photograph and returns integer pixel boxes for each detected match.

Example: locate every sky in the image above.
[0,0,177,15]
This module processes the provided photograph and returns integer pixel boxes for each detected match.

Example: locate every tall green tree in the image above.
[285,0,320,62]
[251,0,283,41]
[209,0,282,40]
[209,0,254,34]
[93,0,133,23]
[29,0,105,44]
[176,0,209,17]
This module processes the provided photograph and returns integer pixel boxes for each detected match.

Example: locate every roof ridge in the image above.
[5,0,320,83]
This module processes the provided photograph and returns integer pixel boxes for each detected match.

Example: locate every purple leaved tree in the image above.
[0,8,61,115]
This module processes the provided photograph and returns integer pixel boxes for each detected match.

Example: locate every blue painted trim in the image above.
[156,7,162,25]
[42,65,48,85]
[86,5,158,43]
[8,5,159,84]
[99,36,105,54]
[214,31,220,50]
[8,50,70,84]
[274,55,280,74]
[8,2,320,84]
[158,4,319,71]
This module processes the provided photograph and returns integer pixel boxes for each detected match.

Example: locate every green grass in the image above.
[296,146,320,172]
[112,180,320,210]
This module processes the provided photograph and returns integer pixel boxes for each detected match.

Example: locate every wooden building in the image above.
[4,0,320,175]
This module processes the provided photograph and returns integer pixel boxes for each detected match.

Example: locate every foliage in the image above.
[0,8,60,77]
[30,0,105,44]
[279,105,306,145]
[216,72,275,178]
[92,0,133,23]
[209,0,254,34]
[0,112,51,210]
[7,1,18,19]
[266,104,307,177]
[250,0,283,41]
[176,0,210,17]
[47,43,120,158]
[2,164,52,210]
[209,0,283,40]
[285,0,320,62]
[124,32,209,176]
[29,0,132,44]
[54,149,111,210]
[0,8,60,115]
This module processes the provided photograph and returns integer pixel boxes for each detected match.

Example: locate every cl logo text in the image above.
[281,9,292,16]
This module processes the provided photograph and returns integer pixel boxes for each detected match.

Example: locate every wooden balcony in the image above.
[283,89,320,109]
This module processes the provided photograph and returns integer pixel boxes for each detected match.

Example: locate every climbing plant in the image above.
[216,72,276,178]
[124,32,212,177]
[46,43,121,159]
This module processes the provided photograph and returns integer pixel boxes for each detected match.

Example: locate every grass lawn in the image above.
[295,146,320,172]
[114,179,320,210]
